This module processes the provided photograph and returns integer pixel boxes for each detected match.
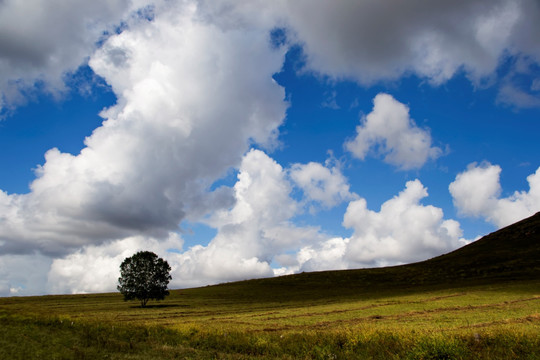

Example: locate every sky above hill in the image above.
[1,0,539,296]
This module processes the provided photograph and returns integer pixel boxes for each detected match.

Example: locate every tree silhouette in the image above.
[117,251,172,307]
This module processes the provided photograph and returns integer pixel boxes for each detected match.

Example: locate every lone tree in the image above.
[117,251,172,307]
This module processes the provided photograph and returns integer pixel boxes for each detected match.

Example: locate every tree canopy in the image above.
[117,251,172,307]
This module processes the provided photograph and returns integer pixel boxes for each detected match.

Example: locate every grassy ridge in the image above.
[1,213,539,358]
[193,211,540,306]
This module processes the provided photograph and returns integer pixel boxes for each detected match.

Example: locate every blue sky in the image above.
[0,0,539,296]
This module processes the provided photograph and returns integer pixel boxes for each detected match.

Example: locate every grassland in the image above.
[1,280,539,359]
[1,213,539,359]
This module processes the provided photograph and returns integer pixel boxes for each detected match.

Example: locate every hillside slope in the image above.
[194,212,540,301]
[417,211,540,282]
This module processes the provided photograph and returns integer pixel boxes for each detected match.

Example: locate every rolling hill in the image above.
[199,212,540,301]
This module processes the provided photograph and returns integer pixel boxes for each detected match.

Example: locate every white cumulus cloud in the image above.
[295,237,350,273]
[0,0,288,256]
[173,149,323,287]
[342,180,465,267]
[291,179,466,272]
[345,93,442,170]
[449,163,540,227]
[289,160,357,208]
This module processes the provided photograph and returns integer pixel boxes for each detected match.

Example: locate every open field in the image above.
[1,214,539,359]
[1,279,539,359]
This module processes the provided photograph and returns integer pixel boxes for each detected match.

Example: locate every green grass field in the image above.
[1,280,539,359]
[1,213,539,359]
